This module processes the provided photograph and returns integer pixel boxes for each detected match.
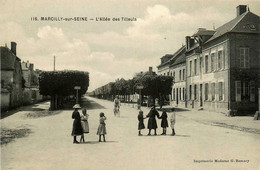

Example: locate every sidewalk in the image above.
[127,103,260,135]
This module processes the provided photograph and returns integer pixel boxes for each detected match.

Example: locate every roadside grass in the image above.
[1,128,32,145]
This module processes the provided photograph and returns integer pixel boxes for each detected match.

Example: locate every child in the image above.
[97,112,107,142]
[80,108,89,143]
[170,108,176,136]
[138,110,146,136]
[159,109,168,135]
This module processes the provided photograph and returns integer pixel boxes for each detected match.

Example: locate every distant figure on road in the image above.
[80,107,89,143]
[71,104,83,144]
[97,112,107,142]
[170,108,176,136]
[138,110,147,136]
[114,96,121,117]
[146,105,160,135]
[159,109,168,135]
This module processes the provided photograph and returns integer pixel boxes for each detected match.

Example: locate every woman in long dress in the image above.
[80,108,89,143]
[71,104,83,144]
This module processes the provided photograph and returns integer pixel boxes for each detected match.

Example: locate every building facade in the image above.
[169,46,187,108]
[1,42,24,111]
[158,5,260,115]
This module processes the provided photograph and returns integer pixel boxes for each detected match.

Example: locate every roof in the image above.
[1,47,16,70]
[157,54,173,68]
[193,29,216,36]
[206,11,260,43]
[171,53,186,67]
[170,46,186,67]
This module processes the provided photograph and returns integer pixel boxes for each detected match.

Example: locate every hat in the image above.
[73,104,81,109]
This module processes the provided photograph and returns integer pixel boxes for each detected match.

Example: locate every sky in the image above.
[1,0,260,91]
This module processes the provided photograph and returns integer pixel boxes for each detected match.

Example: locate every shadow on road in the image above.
[157,107,190,112]
[80,141,118,144]
[61,97,106,111]
[1,102,50,119]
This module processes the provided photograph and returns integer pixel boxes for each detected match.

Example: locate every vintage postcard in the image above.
[1,0,260,170]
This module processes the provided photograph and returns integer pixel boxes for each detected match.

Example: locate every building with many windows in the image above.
[158,5,260,115]
[169,46,186,107]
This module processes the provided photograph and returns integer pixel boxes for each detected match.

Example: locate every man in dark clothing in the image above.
[146,105,160,135]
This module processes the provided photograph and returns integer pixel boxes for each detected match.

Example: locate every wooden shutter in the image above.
[235,81,241,102]
[245,48,249,68]
[250,81,255,102]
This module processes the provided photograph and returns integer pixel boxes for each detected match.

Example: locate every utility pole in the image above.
[54,56,56,71]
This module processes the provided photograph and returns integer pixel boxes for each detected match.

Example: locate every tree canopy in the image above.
[39,70,89,96]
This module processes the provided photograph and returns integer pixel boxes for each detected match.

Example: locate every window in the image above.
[167,72,169,76]
[218,51,223,70]
[211,83,215,100]
[235,81,241,102]
[173,88,175,101]
[194,84,197,100]
[183,69,185,80]
[189,60,192,76]
[179,70,182,81]
[173,72,175,81]
[235,81,255,102]
[240,48,249,68]
[211,53,215,71]
[205,83,209,100]
[205,55,209,73]
[189,85,192,100]
[219,82,224,100]
[241,82,249,100]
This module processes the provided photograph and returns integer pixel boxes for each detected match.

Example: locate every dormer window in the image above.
[249,24,256,30]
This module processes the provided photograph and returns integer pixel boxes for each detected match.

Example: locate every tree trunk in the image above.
[50,96,55,110]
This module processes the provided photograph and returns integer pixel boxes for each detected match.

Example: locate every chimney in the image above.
[11,42,17,55]
[149,67,153,74]
[237,5,247,17]
[186,36,191,50]
[29,64,34,71]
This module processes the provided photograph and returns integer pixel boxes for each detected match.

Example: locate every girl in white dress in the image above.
[80,108,89,143]
[170,108,176,136]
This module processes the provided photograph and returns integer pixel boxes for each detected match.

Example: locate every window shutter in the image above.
[208,83,211,100]
[250,81,255,102]
[223,49,225,69]
[222,82,225,101]
[245,48,249,68]
[216,82,219,101]
[235,81,241,102]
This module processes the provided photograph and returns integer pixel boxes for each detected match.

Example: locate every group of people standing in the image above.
[71,104,107,144]
[138,106,176,136]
